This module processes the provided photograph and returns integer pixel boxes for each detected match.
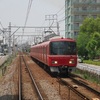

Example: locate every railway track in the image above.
[17,52,100,100]
[18,53,44,100]
[69,75,100,95]
[57,74,100,100]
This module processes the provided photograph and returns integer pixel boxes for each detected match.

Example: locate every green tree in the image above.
[94,17,100,33]
[77,32,88,58]
[86,32,100,60]
[77,17,100,59]
[80,17,95,35]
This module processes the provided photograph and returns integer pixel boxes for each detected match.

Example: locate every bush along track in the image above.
[73,68,100,85]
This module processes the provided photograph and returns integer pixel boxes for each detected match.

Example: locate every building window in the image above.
[93,15,97,18]
[93,0,97,3]
[75,0,79,2]
[68,9,70,15]
[82,15,87,19]
[68,32,70,38]
[67,0,70,6]
[75,15,79,19]
[82,7,87,10]
[68,24,70,30]
[82,0,87,2]
[75,7,79,11]
[68,16,70,22]
[92,7,97,10]
[74,23,79,30]
[75,23,79,27]
[74,32,78,36]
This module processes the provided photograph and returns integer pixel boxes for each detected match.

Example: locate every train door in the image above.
[46,46,47,64]
[43,46,44,61]
[43,46,47,64]
[44,46,46,64]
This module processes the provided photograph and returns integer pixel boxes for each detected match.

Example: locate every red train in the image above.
[30,37,77,74]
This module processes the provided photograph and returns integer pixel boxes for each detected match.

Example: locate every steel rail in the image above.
[69,76,100,96]
[18,54,22,100]
[60,79,90,100]
[22,55,44,100]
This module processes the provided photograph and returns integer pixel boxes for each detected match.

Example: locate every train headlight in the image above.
[52,61,58,64]
[69,60,74,64]
[69,61,73,64]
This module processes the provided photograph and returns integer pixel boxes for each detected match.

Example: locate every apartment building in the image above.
[65,0,100,39]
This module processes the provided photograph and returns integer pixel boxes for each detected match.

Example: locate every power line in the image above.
[0,22,4,29]
[41,20,46,26]
[24,0,33,30]
[40,4,65,35]
[58,18,65,23]
[21,0,33,46]
[55,4,65,23]
[57,11,65,17]
[56,5,65,15]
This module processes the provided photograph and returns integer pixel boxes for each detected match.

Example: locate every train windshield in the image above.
[50,41,76,55]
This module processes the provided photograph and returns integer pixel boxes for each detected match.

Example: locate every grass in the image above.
[83,59,100,66]
[73,69,100,84]
[0,54,16,77]
[74,59,100,84]
[1,56,13,68]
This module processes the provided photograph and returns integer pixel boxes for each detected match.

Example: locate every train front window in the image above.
[50,41,76,55]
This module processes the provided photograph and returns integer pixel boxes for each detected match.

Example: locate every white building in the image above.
[65,0,100,39]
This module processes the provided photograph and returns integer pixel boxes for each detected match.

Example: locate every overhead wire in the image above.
[58,11,65,18]
[55,4,65,24]
[46,5,65,34]
[55,5,65,36]
[21,2,65,45]
[21,0,33,46]
[49,5,65,28]
[39,4,65,36]
[58,18,65,23]
[0,21,4,29]
[56,4,65,20]
[0,22,4,34]
[23,0,33,31]
[42,4,65,27]
[56,5,65,15]
[56,5,65,35]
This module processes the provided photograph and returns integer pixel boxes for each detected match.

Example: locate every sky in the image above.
[0,0,65,43]
[0,0,65,26]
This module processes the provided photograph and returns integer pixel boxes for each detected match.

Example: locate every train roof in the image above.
[31,37,76,48]
[31,40,50,48]
[49,37,75,42]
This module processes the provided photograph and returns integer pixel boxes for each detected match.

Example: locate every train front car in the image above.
[48,38,77,74]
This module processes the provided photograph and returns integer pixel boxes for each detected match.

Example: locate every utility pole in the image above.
[2,28,7,44]
[13,34,15,55]
[57,22,60,35]
[45,14,60,35]
[8,22,11,54]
